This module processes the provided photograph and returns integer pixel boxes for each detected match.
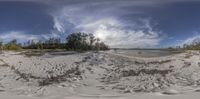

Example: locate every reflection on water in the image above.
[113,49,181,57]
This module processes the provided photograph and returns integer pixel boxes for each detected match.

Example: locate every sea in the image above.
[111,49,181,57]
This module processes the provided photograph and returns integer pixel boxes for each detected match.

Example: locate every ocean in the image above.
[112,49,181,57]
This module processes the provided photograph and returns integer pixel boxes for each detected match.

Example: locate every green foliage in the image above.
[3,39,22,50]
[66,32,109,51]
[24,38,65,49]
[66,33,88,51]
[1,32,109,51]
[183,42,200,50]
[168,41,200,50]
[99,42,109,50]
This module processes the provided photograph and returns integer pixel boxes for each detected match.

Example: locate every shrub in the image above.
[3,39,22,51]
[3,44,22,50]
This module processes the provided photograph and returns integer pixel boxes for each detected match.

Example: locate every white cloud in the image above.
[180,35,200,46]
[53,18,65,33]
[0,31,61,43]
[77,18,161,48]
[52,6,163,48]
[0,31,40,43]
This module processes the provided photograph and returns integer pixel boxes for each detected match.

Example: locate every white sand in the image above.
[0,50,200,99]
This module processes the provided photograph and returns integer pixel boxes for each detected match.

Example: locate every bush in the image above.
[3,44,22,50]
[3,39,22,51]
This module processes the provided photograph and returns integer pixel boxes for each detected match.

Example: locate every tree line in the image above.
[167,41,200,50]
[0,32,109,51]
[182,42,200,50]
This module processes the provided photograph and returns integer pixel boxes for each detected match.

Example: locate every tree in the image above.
[66,33,109,51]
[9,39,17,45]
[0,39,3,52]
[66,32,89,51]
[22,32,109,51]
[99,42,109,50]
[89,33,96,50]
[95,38,100,52]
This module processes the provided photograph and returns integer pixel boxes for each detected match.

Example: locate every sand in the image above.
[0,50,200,99]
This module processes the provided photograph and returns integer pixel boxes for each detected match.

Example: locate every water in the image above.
[113,49,181,57]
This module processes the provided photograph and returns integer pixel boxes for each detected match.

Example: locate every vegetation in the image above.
[182,42,200,50]
[3,39,22,50]
[23,38,65,49]
[0,32,109,51]
[167,40,200,50]
[66,32,109,51]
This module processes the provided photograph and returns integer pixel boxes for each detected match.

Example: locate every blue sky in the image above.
[0,0,200,48]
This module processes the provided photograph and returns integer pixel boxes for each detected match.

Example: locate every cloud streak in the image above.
[180,35,200,46]
[51,2,163,48]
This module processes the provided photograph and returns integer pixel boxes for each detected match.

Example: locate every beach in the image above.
[0,50,200,99]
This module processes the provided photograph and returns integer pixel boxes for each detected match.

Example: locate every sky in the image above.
[0,0,200,48]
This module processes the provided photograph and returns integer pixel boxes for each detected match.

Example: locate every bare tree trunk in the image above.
[96,38,100,53]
